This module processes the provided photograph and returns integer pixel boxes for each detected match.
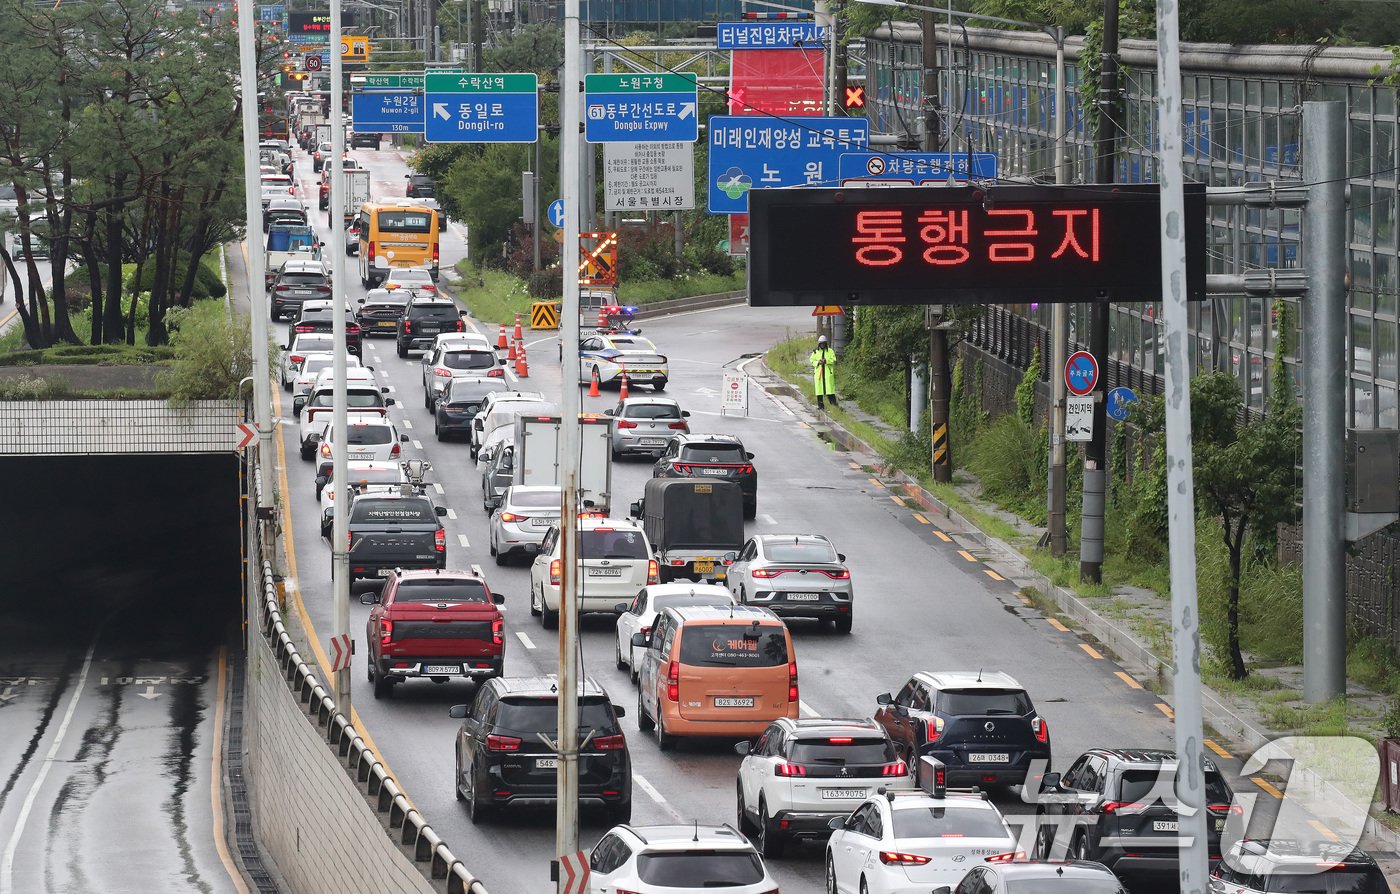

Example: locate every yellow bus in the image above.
[356,200,439,288]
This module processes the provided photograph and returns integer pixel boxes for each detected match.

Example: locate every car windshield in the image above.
[509,491,561,509]
[678,624,789,668]
[679,444,745,463]
[789,738,895,765]
[578,529,648,560]
[494,697,616,735]
[394,578,489,604]
[764,540,838,563]
[1006,878,1125,894]
[936,689,1033,716]
[634,852,764,887]
[378,211,432,233]
[1267,869,1388,894]
[350,499,436,523]
[339,425,392,446]
[891,804,1009,840]
[1117,770,1233,806]
[624,404,681,420]
[443,352,495,370]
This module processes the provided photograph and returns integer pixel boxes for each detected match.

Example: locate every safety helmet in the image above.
[817,334,828,345]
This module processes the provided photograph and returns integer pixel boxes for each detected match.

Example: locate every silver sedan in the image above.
[604,397,689,459]
[726,534,855,633]
[488,485,562,565]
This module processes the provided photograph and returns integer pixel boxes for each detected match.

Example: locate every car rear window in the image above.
[448,380,509,402]
[624,404,681,420]
[579,529,648,560]
[411,304,460,321]
[343,425,392,446]
[510,491,561,509]
[652,594,733,611]
[635,852,764,887]
[789,737,895,765]
[1266,868,1388,894]
[351,499,436,523]
[294,336,335,351]
[891,804,1009,840]
[443,351,495,370]
[678,624,789,667]
[764,540,838,563]
[679,444,745,463]
[1116,769,1233,806]
[394,578,489,604]
[494,696,617,734]
[1005,877,1124,894]
[378,211,432,233]
[344,391,385,409]
[280,273,327,286]
[936,688,1033,716]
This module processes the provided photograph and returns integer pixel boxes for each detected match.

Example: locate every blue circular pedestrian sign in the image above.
[1064,350,1099,397]
[547,199,565,228]
[1106,386,1139,422]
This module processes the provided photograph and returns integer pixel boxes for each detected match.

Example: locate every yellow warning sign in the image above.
[812,306,845,317]
[530,300,560,330]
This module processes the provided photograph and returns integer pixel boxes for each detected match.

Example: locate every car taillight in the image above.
[316,285,331,294]
[668,421,688,430]
[879,852,931,866]
[347,323,360,334]
[434,529,444,552]
[500,512,530,524]
[422,283,436,292]
[822,569,850,579]
[737,463,754,474]
[751,568,780,579]
[1032,716,1049,744]
[549,559,561,586]
[491,617,503,646]
[366,243,375,262]
[453,319,466,332]
[639,625,651,638]
[671,462,692,473]
[1207,803,1243,815]
[984,851,1026,863]
[485,734,521,752]
[647,559,660,585]
[290,353,305,364]
[390,442,401,458]
[487,368,504,377]
[788,661,798,702]
[294,324,314,333]
[434,368,453,377]
[924,716,944,743]
[348,531,353,549]
[593,734,626,751]
[882,760,908,776]
[1100,801,1142,815]
[774,762,806,777]
[665,660,679,701]
[376,618,393,646]
[320,442,330,458]
[616,420,638,429]
[432,243,439,264]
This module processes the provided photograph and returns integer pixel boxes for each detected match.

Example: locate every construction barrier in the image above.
[530,301,560,330]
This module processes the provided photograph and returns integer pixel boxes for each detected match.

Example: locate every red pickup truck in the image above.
[361,568,505,699]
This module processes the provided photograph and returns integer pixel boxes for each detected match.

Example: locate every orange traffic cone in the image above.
[507,336,517,361]
[516,342,529,378]
[618,366,629,400]
[496,323,508,349]
[597,309,608,330]
[513,314,523,344]
[588,367,600,397]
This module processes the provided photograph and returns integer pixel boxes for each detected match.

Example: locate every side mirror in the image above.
[723,551,738,562]
[614,602,629,613]
[630,632,649,648]
[381,386,391,393]
[1040,772,1063,791]
[612,705,626,718]
[734,741,751,756]
[384,397,396,406]
[315,474,328,488]
[838,553,846,562]
[629,500,642,518]
[828,816,846,831]
[932,888,952,894]
[359,591,380,605]
[404,173,411,179]
[447,704,469,719]
[400,434,410,443]
[292,397,306,417]
[435,506,448,517]
[492,593,505,605]
[357,297,366,304]
[745,452,755,460]
[875,692,893,706]
[681,410,691,417]
[603,408,613,416]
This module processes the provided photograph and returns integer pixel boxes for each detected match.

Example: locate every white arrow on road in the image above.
[678,102,695,120]
[0,687,14,703]
[137,685,160,700]
[433,102,451,121]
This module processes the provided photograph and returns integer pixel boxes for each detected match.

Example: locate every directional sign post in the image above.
[583,73,698,143]
[423,72,538,144]
[547,199,565,228]
[707,116,869,214]
[717,20,828,49]
[351,92,423,134]
[1065,350,1100,397]
[839,152,998,185]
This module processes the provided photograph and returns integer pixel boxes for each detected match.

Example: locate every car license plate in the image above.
[293,289,312,295]
[588,567,623,578]
[376,321,395,328]
[785,592,821,601]
[376,568,394,577]
[968,752,1009,763]
[350,452,373,460]
[821,788,866,800]
[420,326,440,334]
[1153,821,1179,832]
[530,517,555,527]
[700,468,729,476]
[423,665,459,675]
[536,758,558,769]
[639,438,667,446]
[693,560,715,574]
[714,697,754,708]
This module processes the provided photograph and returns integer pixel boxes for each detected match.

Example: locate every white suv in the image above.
[735,717,907,859]
[529,518,658,630]
[586,824,778,894]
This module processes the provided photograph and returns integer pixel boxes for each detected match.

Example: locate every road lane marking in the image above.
[1047,618,1070,632]
[848,461,861,470]
[1155,703,1175,720]
[386,385,396,393]
[633,773,684,822]
[1017,593,1034,607]
[867,477,885,489]
[1115,671,1143,689]
[984,569,1005,582]
[209,646,253,894]
[758,514,777,526]
[932,530,952,542]
[412,439,422,449]
[515,631,536,650]
[799,700,818,718]
[957,549,977,563]
[796,420,811,429]
[1252,777,1283,799]
[470,564,484,577]
[457,534,471,548]
[1205,739,1232,759]
[401,417,413,429]
[1308,820,1340,842]
[445,508,457,519]
[1079,644,1104,660]
[433,482,445,494]
[890,495,907,507]
[912,513,930,524]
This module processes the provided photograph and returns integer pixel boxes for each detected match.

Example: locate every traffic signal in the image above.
[844,85,865,110]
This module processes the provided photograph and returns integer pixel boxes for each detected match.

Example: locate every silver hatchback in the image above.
[605,397,689,459]
[488,485,562,565]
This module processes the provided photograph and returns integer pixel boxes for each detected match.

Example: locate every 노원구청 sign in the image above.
[603,142,694,211]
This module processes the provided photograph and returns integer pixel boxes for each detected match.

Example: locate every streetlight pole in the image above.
[330,0,352,715]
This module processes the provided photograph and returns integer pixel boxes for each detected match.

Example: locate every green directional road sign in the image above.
[583,72,699,143]
[423,72,538,143]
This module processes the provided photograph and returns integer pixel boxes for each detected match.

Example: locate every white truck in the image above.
[512,414,614,515]
[329,169,371,228]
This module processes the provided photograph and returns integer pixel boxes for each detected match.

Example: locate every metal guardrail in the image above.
[251,469,489,894]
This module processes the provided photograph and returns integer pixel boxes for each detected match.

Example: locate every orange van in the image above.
[633,605,798,749]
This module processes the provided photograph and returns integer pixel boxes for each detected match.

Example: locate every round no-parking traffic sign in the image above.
[1065,350,1100,397]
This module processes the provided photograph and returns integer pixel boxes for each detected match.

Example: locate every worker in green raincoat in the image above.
[809,334,838,409]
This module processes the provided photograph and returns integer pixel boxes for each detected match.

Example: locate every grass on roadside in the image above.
[618,271,745,304]
[452,261,535,326]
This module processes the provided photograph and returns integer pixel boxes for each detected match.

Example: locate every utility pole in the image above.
[1081,0,1119,584]
[923,9,952,482]
[1155,2,1209,891]
[329,0,352,715]
[1047,27,1068,557]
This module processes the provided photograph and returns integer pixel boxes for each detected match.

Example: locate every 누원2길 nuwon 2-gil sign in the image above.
[746,184,1207,306]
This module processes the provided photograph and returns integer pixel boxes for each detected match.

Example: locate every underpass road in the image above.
[267,141,1310,893]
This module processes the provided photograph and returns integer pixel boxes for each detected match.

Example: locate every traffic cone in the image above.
[507,336,517,361]
[513,313,524,344]
[496,323,508,350]
[596,309,608,330]
[588,367,600,397]
[618,366,629,400]
[516,342,529,378]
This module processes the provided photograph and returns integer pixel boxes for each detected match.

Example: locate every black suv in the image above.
[350,131,380,149]
[355,290,410,338]
[396,295,465,357]
[448,676,632,824]
[293,304,363,356]
[873,670,1051,787]
[1212,840,1389,894]
[406,173,435,197]
[1033,748,1236,882]
[652,433,757,519]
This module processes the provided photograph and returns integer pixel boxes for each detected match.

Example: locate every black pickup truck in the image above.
[347,492,448,580]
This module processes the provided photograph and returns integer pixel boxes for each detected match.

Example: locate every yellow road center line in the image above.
[957,549,977,563]
[932,530,953,542]
[1205,739,1233,760]
[984,569,1005,581]
[1079,644,1104,660]
[0,308,17,329]
[868,477,885,489]
[1154,703,1175,720]
[1047,618,1070,632]
[1252,777,1283,799]
[848,461,861,470]
[1115,671,1144,689]
[1018,594,1034,607]
[797,420,811,429]
[890,495,907,507]
[209,646,253,894]
[1308,820,1340,842]
[912,513,930,524]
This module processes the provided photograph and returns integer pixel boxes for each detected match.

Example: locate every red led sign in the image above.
[747,184,1206,306]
